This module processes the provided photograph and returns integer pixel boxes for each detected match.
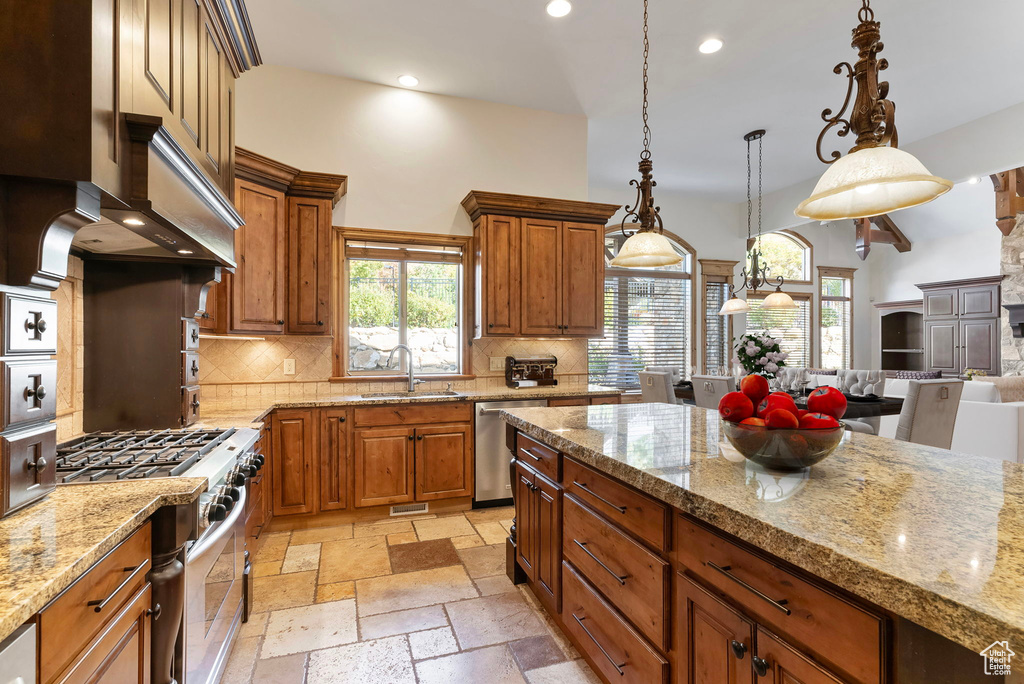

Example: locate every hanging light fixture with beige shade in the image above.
[609,0,681,268]
[796,0,952,221]
[720,131,797,316]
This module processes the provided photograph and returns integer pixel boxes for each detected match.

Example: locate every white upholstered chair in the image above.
[638,371,677,404]
[692,375,734,410]
[837,369,886,397]
[776,367,809,393]
[848,379,964,449]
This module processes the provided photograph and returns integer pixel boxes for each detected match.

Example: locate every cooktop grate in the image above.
[55,428,236,483]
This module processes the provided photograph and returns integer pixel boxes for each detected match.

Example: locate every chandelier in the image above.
[795,0,952,221]
[609,0,681,268]
[720,131,797,316]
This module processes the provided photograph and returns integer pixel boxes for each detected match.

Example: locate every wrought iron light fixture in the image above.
[795,0,952,220]
[720,131,797,316]
[609,0,681,268]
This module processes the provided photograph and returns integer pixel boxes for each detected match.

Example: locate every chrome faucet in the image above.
[387,344,423,392]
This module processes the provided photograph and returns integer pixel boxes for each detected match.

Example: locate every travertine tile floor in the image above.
[222,506,600,684]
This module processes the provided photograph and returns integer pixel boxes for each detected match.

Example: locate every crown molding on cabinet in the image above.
[461,190,619,224]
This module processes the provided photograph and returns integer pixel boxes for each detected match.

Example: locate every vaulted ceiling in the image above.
[245,0,1024,201]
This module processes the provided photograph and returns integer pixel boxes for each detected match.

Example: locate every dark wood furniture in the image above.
[201,149,346,335]
[875,300,924,376]
[461,191,619,339]
[83,261,219,430]
[919,276,1003,376]
[507,426,1002,684]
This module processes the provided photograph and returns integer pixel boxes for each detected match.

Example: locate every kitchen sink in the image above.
[360,390,463,399]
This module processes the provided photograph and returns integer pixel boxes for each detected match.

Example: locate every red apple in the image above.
[757,392,798,418]
[718,392,754,423]
[740,374,770,405]
[799,412,841,429]
[807,386,847,420]
[739,417,765,427]
[796,409,809,419]
[764,409,800,429]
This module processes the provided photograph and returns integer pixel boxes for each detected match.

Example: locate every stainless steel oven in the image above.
[186,485,247,684]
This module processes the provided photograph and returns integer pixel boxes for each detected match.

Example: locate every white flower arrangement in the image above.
[734,332,789,380]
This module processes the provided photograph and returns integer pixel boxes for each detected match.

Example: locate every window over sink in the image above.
[334,230,470,380]
[588,228,695,390]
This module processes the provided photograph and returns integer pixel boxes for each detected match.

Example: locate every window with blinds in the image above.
[820,274,852,369]
[589,231,693,390]
[704,281,731,373]
[343,237,464,376]
[746,294,812,368]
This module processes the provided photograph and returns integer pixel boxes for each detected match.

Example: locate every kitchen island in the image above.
[501,402,1024,684]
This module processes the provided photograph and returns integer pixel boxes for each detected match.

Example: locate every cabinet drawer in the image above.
[4,294,58,355]
[674,516,883,684]
[182,386,200,426]
[3,423,56,514]
[563,457,668,552]
[3,359,57,429]
[590,395,621,405]
[353,402,472,427]
[182,351,200,386]
[39,522,152,683]
[563,494,669,649]
[182,318,200,351]
[516,432,560,482]
[547,397,588,407]
[562,561,668,684]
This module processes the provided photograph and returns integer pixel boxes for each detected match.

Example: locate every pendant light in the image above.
[795,0,952,221]
[720,131,797,316]
[609,0,681,268]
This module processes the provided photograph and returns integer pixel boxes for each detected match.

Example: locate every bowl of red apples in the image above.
[717,375,847,471]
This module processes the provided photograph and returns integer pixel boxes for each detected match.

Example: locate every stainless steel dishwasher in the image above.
[475,399,547,506]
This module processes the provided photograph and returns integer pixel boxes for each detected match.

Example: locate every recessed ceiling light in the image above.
[698,38,723,54]
[123,218,145,226]
[397,75,419,87]
[967,176,981,185]
[546,0,572,18]
[177,249,194,255]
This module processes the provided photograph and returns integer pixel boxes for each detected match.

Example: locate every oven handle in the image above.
[189,487,247,563]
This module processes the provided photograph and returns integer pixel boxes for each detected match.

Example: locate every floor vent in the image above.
[390,502,429,516]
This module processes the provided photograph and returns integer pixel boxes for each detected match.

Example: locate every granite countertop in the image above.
[0,478,206,643]
[500,402,1024,654]
[196,384,622,428]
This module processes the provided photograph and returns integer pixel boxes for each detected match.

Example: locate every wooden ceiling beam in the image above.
[990,167,1024,236]
[855,214,911,261]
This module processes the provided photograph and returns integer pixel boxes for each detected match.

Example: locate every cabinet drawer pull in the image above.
[521,448,542,462]
[707,561,791,615]
[573,540,628,585]
[87,560,150,613]
[572,481,626,513]
[753,655,769,677]
[572,614,626,676]
[731,640,747,659]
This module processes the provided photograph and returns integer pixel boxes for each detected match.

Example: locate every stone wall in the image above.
[1000,214,1024,375]
[349,326,458,373]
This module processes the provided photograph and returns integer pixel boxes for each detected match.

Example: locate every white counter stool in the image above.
[638,371,677,404]
[692,375,734,410]
[847,379,963,449]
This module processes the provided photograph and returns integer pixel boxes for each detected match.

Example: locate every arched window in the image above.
[588,227,695,390]
[747,230,812,283]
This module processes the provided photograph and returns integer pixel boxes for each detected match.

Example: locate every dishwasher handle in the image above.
[478,408,505,415]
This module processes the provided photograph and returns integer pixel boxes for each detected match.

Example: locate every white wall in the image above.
[235,65,589,235]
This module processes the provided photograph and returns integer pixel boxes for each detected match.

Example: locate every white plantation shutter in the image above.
[820,273,853,369]
[746,294,812,368]
[589,270,692,390]
[704,281,731,372]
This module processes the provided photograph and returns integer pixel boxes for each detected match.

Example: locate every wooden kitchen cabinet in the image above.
[919,276,1003,376]
[414,423,473,501]
[461,191,618,339]
[231,179,287,333]
[354,427,415,507]
[514,460,562,612]
[960,318,1000,375]
[676,573,755,684]
[319,408,350,511]
[270,409,317,516]
[925,320,959,375]
[202,150,346,335]
[521,218,563,336]
[754,628,844,684]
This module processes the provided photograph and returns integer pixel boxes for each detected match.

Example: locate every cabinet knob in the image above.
[26,457,47,473]
[26,385,46,400]
[146,603,162,620]
[317,320,324,326]
[191,360,199,375]
[730,640,747,659]
[339,416,346,423]
[277,320,284,325]
[408,435,414,441]
[191,329,199,343]
[25,318,47,333]
[417,434,423,440]
[488,323,494,328]
[752,656,769,677]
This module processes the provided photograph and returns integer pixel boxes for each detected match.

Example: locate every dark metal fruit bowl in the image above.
[721,420,845,471]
